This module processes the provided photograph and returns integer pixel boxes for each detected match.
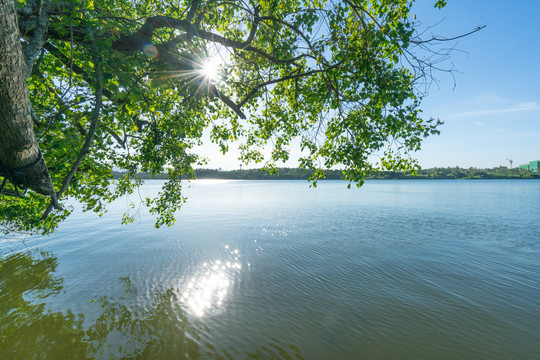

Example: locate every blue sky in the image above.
[412,0,540,168]
[198,0,540,170]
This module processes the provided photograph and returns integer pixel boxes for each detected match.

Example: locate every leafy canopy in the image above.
[2,0,453,233]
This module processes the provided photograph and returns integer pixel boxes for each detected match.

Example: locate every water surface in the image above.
[1,180,539,359]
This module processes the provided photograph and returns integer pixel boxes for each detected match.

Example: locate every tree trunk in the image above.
[0,0,54,196]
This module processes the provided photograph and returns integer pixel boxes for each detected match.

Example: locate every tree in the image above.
[0,0,481,233]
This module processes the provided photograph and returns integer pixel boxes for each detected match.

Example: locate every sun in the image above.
[201,60,219,81]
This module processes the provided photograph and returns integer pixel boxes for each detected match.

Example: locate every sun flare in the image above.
[201,60,219,80]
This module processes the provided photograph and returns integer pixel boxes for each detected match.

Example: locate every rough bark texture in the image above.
[0,0,54,195]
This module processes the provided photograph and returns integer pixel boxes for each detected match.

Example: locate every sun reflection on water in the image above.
[181,248,242,317]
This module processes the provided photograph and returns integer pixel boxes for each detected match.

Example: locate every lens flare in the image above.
[142,43,158,59]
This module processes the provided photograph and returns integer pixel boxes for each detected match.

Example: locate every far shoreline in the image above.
[114,166,540,181]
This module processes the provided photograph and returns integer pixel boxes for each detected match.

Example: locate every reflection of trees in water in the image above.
[0,251,200,359]
[0,251,304,360]
[88,288,201,359]
[0,251,89,359]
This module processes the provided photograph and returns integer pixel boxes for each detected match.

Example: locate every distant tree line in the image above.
[406,166,539,180]
[112,166,540,181]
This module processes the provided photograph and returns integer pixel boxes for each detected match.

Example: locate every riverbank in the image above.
[114,166,540,181]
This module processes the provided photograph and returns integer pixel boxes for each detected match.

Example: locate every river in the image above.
[1,180,539,359]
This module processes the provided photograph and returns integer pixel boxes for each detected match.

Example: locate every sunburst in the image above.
[201,59,219,81]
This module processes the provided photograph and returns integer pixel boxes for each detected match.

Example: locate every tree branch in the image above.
[0,188,25,198]
[44,42,117,101]
[185,0,199,22]
[238,62,343,108]
[42,38,103,219]
[257,15,312,50]
[410,25,486,44]
[111,7,303,67]
[106,126,126,148]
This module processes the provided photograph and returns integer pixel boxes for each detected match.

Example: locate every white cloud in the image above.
[444,101,539,120]
[474,121,487,127]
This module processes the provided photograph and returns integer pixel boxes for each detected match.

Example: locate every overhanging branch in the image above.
[42,38,104,219]
[410,25,486,44]
[238,62,344,108]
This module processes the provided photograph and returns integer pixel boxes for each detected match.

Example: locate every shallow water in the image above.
[1,180,539,359]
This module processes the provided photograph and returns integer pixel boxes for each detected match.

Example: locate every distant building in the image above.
[519,160,540,172]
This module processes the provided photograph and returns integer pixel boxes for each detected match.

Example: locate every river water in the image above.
[1,180,539,359]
